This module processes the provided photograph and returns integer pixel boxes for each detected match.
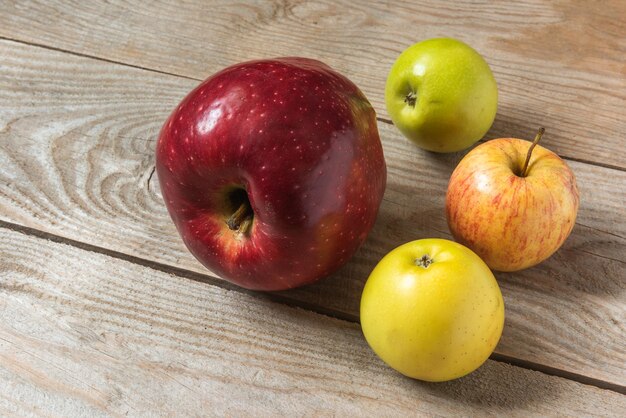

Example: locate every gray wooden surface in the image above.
[0,0,624,415]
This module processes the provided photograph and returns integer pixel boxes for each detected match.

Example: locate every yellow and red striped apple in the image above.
[446,130,579,272]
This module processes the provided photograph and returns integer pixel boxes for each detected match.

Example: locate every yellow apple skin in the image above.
[385,38,498,153]
[446,138,579,272]
[360,239,504,382]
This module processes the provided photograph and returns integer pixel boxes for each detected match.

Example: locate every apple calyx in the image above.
[416,254,433,268]
[226,201,253,235]
[404,91,417,107]
[520,127,545,177]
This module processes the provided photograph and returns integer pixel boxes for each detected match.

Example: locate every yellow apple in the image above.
[446,130,579,271]
[360,239,504,382]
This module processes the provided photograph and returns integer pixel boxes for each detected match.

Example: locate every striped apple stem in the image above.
[521,127,545,177]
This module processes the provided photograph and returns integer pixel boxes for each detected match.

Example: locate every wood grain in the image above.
[1,227,624,416]
[0,0,624,168]
[1,39,624,389]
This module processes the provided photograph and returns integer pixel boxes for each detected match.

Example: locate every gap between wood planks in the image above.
[1,34,624,174]
[1,218,624,396]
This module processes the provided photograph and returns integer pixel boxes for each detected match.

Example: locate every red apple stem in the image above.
[521,127,545,177]
[238,218,253,235]
[226,202,253,234]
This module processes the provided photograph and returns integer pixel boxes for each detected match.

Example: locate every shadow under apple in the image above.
[418,359,564,410]
[277,168,456,317]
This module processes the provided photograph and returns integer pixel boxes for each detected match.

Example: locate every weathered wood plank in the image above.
[1,227,624,416]
[0,39,624,388]
[1,0,624,167]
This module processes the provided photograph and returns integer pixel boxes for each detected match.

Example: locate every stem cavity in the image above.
[416,254,433,268]
[404,91,417,107]
[226,188,253,235]
[521,128,545,177]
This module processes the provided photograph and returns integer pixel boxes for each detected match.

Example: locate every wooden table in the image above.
[0,1,624,415]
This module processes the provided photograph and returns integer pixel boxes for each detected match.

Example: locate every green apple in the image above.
[385,38,498,152]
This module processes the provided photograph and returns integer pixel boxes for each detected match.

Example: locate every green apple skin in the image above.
[385,38,498,153]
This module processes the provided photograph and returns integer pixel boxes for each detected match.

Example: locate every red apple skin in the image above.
[156,58,386,291]
[446,138,579,272]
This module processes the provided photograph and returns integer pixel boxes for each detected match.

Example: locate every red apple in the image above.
[446,129,579,271]
[156,58,387,290]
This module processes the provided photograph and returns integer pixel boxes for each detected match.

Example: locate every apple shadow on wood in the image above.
[277,117,473,311]
[276,128,481,312]
[276,136,466,314]
[497,242,625,296]
[484,106,542,144]
[420,359,562,409]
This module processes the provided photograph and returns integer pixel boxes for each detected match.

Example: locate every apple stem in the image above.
[226,202,253,234]
[404,91,417,107]
[521,127,545,177]
[416,254,433,268]
[238,217,253,235]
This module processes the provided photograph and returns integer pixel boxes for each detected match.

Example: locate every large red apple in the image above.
[156,58,386,290]
[446,129,579,271]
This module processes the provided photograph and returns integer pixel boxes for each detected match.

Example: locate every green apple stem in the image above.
[404,91,417,107]
[521,127,545,177]
[227,202,253,234]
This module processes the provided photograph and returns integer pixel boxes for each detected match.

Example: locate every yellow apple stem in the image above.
[226,202,253,234]
[415,254,433,268]
[521,127,545,177]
